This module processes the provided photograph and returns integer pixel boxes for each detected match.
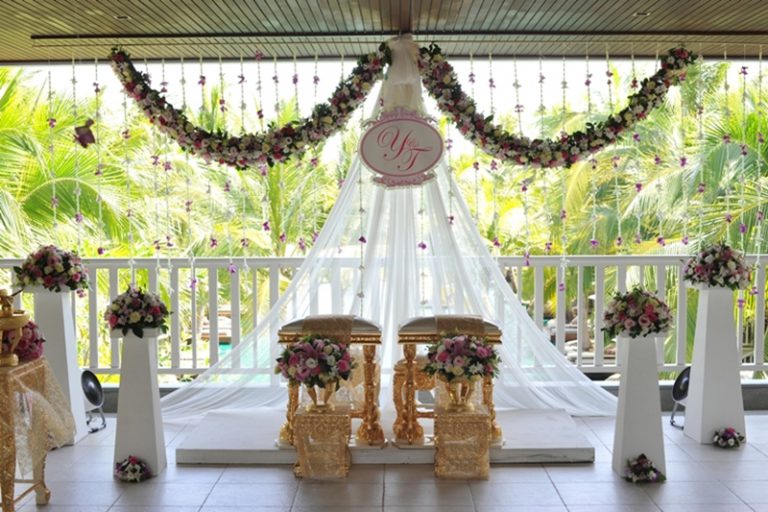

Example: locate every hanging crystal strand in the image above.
[538,53,553,253]
[446,130,456,226]
[219,56,236,274]
[357,138,366,316]
[605,48,621,250]
[238,54,250,269]
[179,58,195,290]
[93,59,105,255]
[655,48,665,248]
[680,66,690,247]
[488,53,501,250]
[273,55,280,119]
[161,58,175,290]
[512,56,530,262]
[255,50,265,130]
[468,52,480,224]
[753,46,764,299]
[71,57,83,252]
[121,72,136,283]
[311,54,320,245]
[559,50,568,291]
[697,46,706,244]
[199,56,217,252]
[292,53,300,117]
[274,57,286,245]
[724,46,733,245]
[46,67,58,234]
[630,47,643,246]
[739,46,749,253]
[418,186,428,307]
[146,59,162,271]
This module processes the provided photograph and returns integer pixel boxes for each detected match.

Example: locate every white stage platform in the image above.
[176,407,595,465]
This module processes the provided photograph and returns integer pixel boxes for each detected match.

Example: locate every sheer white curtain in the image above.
[160,35,616,424]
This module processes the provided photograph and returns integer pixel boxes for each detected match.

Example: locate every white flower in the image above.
[306,358,318,369]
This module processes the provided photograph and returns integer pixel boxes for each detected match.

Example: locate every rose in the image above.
[337,359,350,373]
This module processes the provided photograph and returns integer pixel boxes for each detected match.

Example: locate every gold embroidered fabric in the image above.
[435,315,485,336]
[434,406,490,480]
[301,315,355,344]
[293,407,351,479]
[0,358,75,475]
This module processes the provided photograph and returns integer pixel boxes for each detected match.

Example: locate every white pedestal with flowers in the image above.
[682,244,749,444]
[16,246,89,444]
[603,288,669,480]
[108,288,169,478]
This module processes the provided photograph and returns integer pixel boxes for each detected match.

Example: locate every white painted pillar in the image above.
[113,329,167,476]
[684,286,746,443]
[613,334,666,477]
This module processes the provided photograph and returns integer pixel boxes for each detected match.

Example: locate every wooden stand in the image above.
[434,406,490,479]
[293,407,351,479]
[113,329,167,476]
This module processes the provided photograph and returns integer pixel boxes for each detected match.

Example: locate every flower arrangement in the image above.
[14,245,89,294]
[683,242,752,290]
[105,287,169,338]
[423,334,501,382]
[418,44,694,168]
[110,44,390,169]
[713,427,746,448]
[110,42,694,171]
[602,287,672,339]
[624,453,666,483]
[114,455,152,482]
[1,321,45,362]
[275,335,356,388]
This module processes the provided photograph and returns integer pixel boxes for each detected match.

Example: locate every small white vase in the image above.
[113,328,167,476]
[24,286,87,443]
[612,333,666,477]
[684,285,746,443]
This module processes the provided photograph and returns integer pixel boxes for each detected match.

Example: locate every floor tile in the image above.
[294,482,383,508]
[384,482,473,508]
[470,481,563,507]
[643,481,742,505]
[109,507,201,512]
[219,465,297,484]
[554,481,654,506]
[114,482,215,507]
[204,482,297,507]
[722,480,768,504]
[566,506,661,512]
[658,505,754,512]
[545,462,619,482]
[44,481,124,506]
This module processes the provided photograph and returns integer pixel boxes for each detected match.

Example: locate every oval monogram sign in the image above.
[360,108,444,187]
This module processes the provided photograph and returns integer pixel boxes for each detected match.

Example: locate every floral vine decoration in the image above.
[14,245,89,295]
[713,427,746,448]
[683,242,752,290]
[114,455,152,482]
[624,453,666,483]
[110,44,391,169]
[418,44,695,168]
[602,286,672,339]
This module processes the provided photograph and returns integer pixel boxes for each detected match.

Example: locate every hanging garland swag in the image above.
[110,44,694,170]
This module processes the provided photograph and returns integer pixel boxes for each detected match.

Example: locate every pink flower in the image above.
[337,359,350,373]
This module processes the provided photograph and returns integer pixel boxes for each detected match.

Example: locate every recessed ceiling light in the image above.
[114,14,132,21]
[632,11,651,17]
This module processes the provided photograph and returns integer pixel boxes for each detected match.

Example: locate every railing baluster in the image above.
[88,267,99,369]
[556,265,566,353]
[170,265,180,370]
[594,265,605,368]
[617,265,627,293]
[676,265,687,367]
[576,265,585,367]
[208,266,219,366]
[190,265,198,369]
[756,265,766,367]
[656,264,667,366]
[108,267,120,368]
[230,265,241,350]
[534,265,544,328]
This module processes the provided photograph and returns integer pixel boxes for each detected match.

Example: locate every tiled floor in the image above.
[14,412,768,512]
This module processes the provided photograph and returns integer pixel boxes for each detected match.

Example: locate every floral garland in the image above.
[110,45,391,169]
[110,42,694,170]
[418,44,695,167]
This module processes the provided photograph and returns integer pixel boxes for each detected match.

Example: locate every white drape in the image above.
[160,35,616,423]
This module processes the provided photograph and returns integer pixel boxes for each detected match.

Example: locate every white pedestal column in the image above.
[113,329,167,476]
[29,288,87,443]
[684,286,746,443]
[613,334,666,477]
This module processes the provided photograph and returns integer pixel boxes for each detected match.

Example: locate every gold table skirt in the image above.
[434,406,491,480]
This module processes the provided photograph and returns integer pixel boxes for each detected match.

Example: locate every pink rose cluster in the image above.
[275,336,356,388]
[424,334,500,382]
[683,242,751,290]
[602,287,671,339]
[110,43,390,170]
[104,287,169,338]
[14,245,88,294]
[1,320,45,361]
[419,44,694,168]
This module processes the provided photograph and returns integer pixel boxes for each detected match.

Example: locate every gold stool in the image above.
[434,405,491,479]
[293,406,351,479]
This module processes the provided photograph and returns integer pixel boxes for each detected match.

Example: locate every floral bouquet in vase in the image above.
[683,242,751,290]
[14,245,88,295]
[105,287,169,338]
[423,334,500,411]
[1,320,45,361]
[602,287,672,339]
[275,336,356,410]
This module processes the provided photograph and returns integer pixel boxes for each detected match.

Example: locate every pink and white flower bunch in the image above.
[110,44,391,170]
[419,44,694,168]
[14,245,89,294]
[423,334,500,382]
[624,454,666,483]
[683,242,751,290]
[275,336,356,388]
[1,320,45,361]
[114,455,152,482]
[105,287,169,338]
[603,287,671,339]
[713,427,746,448]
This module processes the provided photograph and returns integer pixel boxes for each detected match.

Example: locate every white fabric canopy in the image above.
[161,35,617,423]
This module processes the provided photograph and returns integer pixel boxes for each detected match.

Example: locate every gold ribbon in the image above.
[301,315,355,344]
[435,315,485,336]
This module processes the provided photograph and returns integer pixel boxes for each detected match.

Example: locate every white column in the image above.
[684,286,746,443]
[113,329,167,476]
[29,289,87,443]
[613,334,666,477]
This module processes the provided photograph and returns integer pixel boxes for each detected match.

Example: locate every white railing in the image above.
[1,255,766,378]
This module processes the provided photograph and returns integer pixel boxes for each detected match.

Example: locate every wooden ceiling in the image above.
[3,0,767,62]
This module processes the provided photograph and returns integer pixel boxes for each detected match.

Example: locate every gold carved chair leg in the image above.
[356,345,385,445]
[394,343,424,444]
[483,375,502,442]
[279,381,300,445]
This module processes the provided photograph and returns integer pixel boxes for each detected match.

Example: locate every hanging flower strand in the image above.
[94,59,106,255]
